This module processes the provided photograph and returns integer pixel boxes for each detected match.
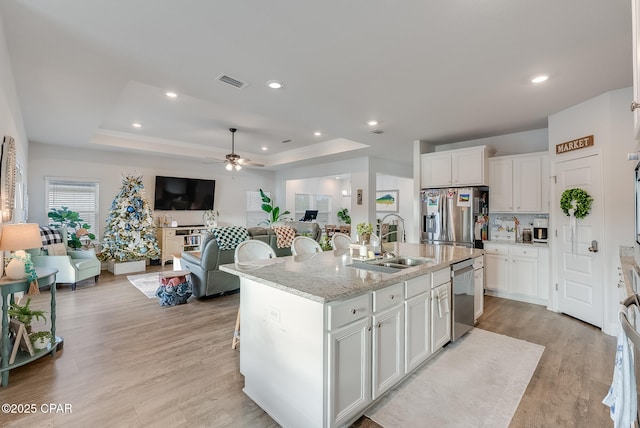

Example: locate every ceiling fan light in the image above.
[225,162,233,171]
[234,164,242,171]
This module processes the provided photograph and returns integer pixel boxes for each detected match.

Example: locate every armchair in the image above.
[180,232,240,298]
[29,227,101,291]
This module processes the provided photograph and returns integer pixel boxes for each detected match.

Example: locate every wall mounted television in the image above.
[154,176,215,211]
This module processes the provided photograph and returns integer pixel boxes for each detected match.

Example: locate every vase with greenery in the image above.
[259,188,291,225]
[48,206,96,249]
[319,236,333,251]
[356,222,373,244]
[337,208,351,225]
[8,298,46,333]
[29,330,54,350]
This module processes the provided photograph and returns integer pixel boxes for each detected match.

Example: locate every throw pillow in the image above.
[45,243,67,256]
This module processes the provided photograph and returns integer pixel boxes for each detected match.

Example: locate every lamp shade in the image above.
[0,223,42,251]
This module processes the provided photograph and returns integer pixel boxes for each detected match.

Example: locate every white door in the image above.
[554,154,604,327]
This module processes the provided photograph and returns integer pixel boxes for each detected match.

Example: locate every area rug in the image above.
[365,328,544,428]
[127,272,161,298]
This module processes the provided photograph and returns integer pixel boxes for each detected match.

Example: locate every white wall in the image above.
[548,87,635,336]
[0,13,28,223]
[427,128,549,156]
[376,173,415,243]
[28,143,275,236]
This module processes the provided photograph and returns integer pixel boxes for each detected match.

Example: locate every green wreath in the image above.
[560,188,593,219]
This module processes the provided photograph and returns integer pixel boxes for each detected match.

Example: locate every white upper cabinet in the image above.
[489,152,549,213]
[420,146,489,188]
[632,0,640,141]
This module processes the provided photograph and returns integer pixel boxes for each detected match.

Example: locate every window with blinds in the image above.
[294,193,330,226]
[45,178,100,237]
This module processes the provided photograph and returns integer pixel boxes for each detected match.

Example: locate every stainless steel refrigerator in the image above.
[421,187,488,248]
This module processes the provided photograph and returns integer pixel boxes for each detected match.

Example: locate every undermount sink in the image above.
[367,255,434,268]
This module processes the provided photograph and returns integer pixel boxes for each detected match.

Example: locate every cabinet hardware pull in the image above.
[377,322,382,328]
[351,309,356,314]
[368,326,372,331]
[631,101,640,111]
[390,295,395,299]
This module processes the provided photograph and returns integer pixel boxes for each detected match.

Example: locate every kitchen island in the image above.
[220,243,483,428]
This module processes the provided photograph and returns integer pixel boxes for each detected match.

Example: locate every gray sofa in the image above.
[182,222,322,297]
[247,221,322,257]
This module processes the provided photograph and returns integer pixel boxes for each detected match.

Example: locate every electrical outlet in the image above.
[357,189,363,205]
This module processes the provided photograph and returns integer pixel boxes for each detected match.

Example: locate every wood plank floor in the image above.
[0,268,617,427]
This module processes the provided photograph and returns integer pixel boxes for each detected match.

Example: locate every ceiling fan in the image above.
[211,128,264,171]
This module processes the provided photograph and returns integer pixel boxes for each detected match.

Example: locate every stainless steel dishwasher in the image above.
[451,258,475,341]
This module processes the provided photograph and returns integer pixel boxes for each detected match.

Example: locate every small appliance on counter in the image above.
[522,228,532,243]
[533,218,548,243]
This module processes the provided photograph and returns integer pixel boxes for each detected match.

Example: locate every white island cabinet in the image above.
[221,243,483,428]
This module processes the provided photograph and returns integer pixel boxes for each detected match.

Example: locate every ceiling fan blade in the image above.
[238,158,264,167]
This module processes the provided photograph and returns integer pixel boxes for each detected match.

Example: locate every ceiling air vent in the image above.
[371,129,384,134]
[281,139,292,144]
[217,74,250,89]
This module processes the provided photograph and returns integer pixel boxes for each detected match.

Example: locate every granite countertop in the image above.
[619,246,638,298]
[219,243,483,303]
[483,240,549,247]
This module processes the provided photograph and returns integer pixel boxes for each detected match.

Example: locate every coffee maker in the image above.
[533,218,548,243]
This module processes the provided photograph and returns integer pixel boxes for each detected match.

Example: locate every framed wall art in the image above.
[1,136,16,222]
[376,190,399,213]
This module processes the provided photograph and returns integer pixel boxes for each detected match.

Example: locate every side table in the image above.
[0,267,59,387]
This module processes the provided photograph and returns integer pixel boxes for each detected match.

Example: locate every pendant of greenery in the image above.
[259,189,291,225]
[48,206,96,249]
[560,188,593,219]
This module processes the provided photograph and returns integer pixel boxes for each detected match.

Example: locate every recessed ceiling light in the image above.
[266,80,283,89]
[132,123,142,128]
[367,120,378,126]
[165,91,178,98]
[531,75,548,84]
[261,146,268,151]
[314,131,322,137]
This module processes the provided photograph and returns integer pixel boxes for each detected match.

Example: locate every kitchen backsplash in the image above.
[488,213,548,242]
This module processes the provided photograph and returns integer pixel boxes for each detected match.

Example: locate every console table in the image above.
[0,267,59,387]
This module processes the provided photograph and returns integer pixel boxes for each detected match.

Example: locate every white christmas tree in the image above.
[98,174,160,262]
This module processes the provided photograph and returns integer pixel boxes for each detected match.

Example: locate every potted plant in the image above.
[8,298,47,333]
[259,189,291,225]
[319,236,333,251]
[356,222,373,244]
[29,330,54,350]
[337,208,351,225]
[48,206,96,249]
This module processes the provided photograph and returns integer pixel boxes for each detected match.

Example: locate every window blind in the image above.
[45,178,99,237]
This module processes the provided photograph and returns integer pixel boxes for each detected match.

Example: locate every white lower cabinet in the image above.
[483,242,549,305]
[404,276,431,373]
[372,283,404,399]
[484,244,509,292]
[328,295,372,427]
[473,256,484,321]
[431,267,452,351]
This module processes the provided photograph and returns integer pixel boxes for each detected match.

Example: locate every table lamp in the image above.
[0,223,42,279]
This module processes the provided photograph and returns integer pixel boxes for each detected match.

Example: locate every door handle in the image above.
[588,240,598,253]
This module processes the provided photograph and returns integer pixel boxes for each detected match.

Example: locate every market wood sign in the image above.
[556,135,594,154]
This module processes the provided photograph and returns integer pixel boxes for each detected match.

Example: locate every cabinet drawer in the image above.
[406,275,430,299]
[328,294,371,330]
[431,268,450,288]
[484,245,508,256]
[473,256,484,270]
[510,246,538,258]
[165,229,176,238]
[373,283,404,313]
